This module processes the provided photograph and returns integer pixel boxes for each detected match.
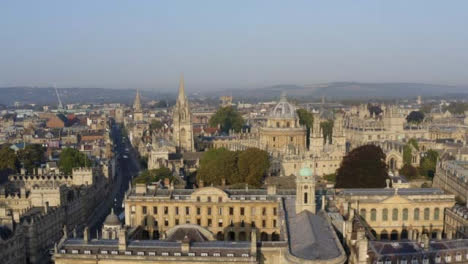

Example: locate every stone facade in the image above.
[335,188,455,241]
[444,205,468,239]
[433,160,468,203]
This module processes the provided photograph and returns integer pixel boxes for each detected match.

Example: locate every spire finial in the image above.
[178,74,185,101]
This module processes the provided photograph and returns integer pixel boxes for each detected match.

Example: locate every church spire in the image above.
[133,89,142,112]
[177,74,186,102]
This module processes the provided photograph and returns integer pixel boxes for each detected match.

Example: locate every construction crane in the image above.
[54,84,63,110]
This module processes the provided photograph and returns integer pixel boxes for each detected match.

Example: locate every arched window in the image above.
[360,209,366,219]
[382,208,388,221]
[370,209,377,221]
[392,208,398,221]
[424,208,430,220]
[403,208,408,221]
[304,192,308,204]
[434,208,440,220]
[414,208,420,220]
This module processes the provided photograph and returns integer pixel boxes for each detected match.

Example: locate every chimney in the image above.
[44,202,49,214]
[422,234,429,250]
[83,226,90,243]
[250,229,257,256]
[20,187,26,198]
[63,225,68,239]
[267,184,277,195]
[135,183,146,194]
[21,168,26,175]
[118,229,127,251]
[181,235,190,253]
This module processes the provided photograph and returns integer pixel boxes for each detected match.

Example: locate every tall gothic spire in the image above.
[133,89,142,111]
[177,74,186,103]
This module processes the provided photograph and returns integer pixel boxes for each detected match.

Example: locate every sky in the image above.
[0,1,467,91]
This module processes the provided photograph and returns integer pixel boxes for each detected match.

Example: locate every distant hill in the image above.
[0,87,172,106]
[214,82,468,101]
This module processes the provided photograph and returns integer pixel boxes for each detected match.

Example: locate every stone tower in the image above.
[295,167,316,214]
[133,89,143,122]
[173,76,194,152]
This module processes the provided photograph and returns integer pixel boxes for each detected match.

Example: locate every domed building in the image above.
[102,208,122,239]
[259,93,306,152]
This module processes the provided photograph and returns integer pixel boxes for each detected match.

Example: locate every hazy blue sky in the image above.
[0,1,467,91]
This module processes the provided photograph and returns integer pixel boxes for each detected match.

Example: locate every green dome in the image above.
[299,167,313,177]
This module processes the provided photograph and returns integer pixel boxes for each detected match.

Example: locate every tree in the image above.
[320,120,334,144]
[296,109,314,148]
[17,144,46,174]
[209,107,244,133]
[399,164,419,180]
[419,149,439,179]
[149,120,163,131]
[335,145,389,188]
[403,139,419,165]
[443,102,468,115]
[58,148,92,175]
[237,148,270,187]
[406,111,425,124]
[133,167,174,185]
[197,148,239,185]
[0,145,19,172]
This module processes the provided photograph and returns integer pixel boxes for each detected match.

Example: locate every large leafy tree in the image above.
[296,109,314,148]
[196,147,269,187]
[237,148,270,187]
[197,148,239,185]
[419,149,439,179]
[209,106,244,133]
[443,102,468,115]
[0,145,19,172]
[406,111,425,124]
[335,144,389,188]
[399,164,419,180]
[134,167,174,184]
[17,144,46,174]
[320,120,334,144]
[59,148,92,175]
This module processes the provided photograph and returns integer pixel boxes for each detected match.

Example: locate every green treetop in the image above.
[209,106,244,133]
[59,148,92,175]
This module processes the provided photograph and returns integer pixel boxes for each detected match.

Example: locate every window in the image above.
[218,219,223,227]
[241,220,245,227]
[208,219,212,227]
[240,207,245,215]
[424,208,430,220]
[142,206,147,214]
[273,136,276,141]
[371,209,377,221]
[175,207,179,215]
[403,208,408,221]
[197,219,201,225]
[197,196,200,202]
[186,207,190,215]
[153,207,158,214]
[290,136,294,142]
[262,220,266,228]
[208,208,212,215]
[175,219,179,225]
[207,197,211,202]
[434,208,440,220]
[382,209,388,221]
[218,207,222,215]
[251,207,256,216]
[414,208,420,220]
[304,193,308,204]
[251,221,256,228]
[262,207,266,215]
[164,219,168,226]
[164,207,168,214]
[392,208,398,221]
[273,220,277,227]
[197,207,201,215]
[218,197,222,202]
[273,208,277,216]
[229,207,234,215]
[360,209,366,219]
